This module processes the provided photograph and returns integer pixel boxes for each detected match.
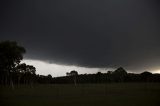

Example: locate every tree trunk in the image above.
[73,76,77,86]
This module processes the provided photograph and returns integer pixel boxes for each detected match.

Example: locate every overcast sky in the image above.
[0,0,160,76]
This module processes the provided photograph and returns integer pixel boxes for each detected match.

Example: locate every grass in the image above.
[0,83,160,106]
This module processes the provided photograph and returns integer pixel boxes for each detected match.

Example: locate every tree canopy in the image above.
[0,41,26,72]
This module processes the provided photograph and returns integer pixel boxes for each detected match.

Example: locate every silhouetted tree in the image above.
[26,65,36,86]
[140,71,152,82]
[96,72,103,83]
[16,63,36,85]
[113,67,128,82]
[47,74,52,83]
[15,63,26,85]
[0,41,25,88]
[67,70,78,86]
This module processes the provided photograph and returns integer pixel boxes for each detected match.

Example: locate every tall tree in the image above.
[0,41,25,87]
[67,70,78,86]
[16,63,36,85]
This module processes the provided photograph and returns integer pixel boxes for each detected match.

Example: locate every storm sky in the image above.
[0,0,160,75]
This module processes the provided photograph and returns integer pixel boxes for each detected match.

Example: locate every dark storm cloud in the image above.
[0,0,160,72]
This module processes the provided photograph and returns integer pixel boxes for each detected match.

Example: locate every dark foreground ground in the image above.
[0,83,160,106]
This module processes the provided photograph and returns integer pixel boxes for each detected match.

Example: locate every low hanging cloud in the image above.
[22,59,114,77]
[0,0,160,72]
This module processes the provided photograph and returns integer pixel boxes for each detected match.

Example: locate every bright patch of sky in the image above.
[22,59,114,77]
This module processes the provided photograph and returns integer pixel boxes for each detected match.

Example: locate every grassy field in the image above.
[0,83,160,106]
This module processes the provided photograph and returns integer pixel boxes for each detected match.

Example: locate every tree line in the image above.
[0,41,160,88]
[53,68,160,85]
